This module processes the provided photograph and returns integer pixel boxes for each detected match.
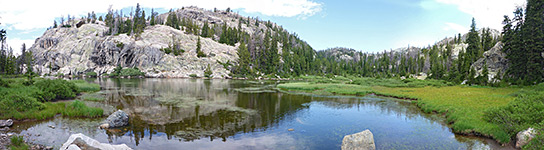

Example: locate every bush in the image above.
[161,47,172,54]
[119,68,145,77]
[34,79,78,102]
[116,42,124,49]
[189,74,198,78]
[204,64,212,78]
[484,83,544,144]
[0,92,45,113]
[85,71,98,77]
[0,78,9,88]
[197,51,207,57]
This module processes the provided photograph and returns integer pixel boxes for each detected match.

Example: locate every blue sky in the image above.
[0,0,526,55]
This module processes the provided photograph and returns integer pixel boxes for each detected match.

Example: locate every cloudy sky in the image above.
[0,0,526,55]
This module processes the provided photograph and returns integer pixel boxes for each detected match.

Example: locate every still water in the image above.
[11,78,511,149]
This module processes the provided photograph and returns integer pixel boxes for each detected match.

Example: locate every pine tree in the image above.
[150,8,156,26]
[466,18,482,62]
[196,37,206,57]
[236,41,251,75]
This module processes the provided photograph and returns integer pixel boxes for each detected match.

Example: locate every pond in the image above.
[10,78,512,149]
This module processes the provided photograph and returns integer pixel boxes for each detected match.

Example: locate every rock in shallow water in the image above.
[100,110,129,129]
[0,119,13,127]
[60,133,132,150]
[516,128,537,148]
[341,129,375,150]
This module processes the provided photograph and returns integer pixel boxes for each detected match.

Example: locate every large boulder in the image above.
[516,128,537,148]
[341,129,376,150]
[100,110,129,129]
[59,133,132,150]
[0,119,13,127]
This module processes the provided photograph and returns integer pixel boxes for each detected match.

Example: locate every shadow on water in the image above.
[8,78,513,150]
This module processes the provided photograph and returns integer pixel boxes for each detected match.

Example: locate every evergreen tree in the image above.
[150,8,156,26]
[236,41,251,75]
[196,37,206,57]
[466,18,482,62]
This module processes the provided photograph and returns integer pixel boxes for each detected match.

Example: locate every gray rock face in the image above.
[60,133,132,150]
[30,22,237,78]
[0,119,13,127]
[472,42,508,82]
[101,110,129,128]
[516,128,537,148]
[341,129,376,150]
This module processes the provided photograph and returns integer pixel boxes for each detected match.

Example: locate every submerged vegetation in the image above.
[0,77,103,120]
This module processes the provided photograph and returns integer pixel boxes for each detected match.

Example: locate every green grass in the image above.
[9,136,29,150]
[1,101,103,120]
[277,82,373,96]
[62,100,103,117]
[80,92,105,101]
[0,77,103,120]
[70,80,101,92]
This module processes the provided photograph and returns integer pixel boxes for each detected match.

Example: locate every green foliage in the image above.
[109,66,144,77]
[70,80,100,92]
[196,37,206,57]
[0,78,9,87]
[85,71,98,77]
[119,67,145,77]
[204,64,212,78]
[235,41,251,75]
[33,79,78,102]
[165,9,180,29]
[161,47,172,54]
[10,136,29,150]
[189,74,198,78]
[62,100,103,118]
[502,0,544,85]
[80,92,105,101]
[116,42,124,49]
[484,83,544,144]
[0,91,45,113]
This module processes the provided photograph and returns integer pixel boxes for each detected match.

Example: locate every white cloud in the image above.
[435,0,526,30]
[443,22,468,33]
[0,0,322,30]
[5,38,35,56]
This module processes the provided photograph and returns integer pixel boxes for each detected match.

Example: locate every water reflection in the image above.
[8,79,512,149]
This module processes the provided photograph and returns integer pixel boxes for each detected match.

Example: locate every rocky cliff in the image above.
[30,23,237,78]
[29,6,300,78]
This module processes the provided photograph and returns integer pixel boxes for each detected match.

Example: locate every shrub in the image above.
[0,92,45,113]
[161,47,172,54]
[116,42,124,49]
[85,71,98,77]
[197,50,207,57]
[484,83,544,144]
[34,79,78,102]
[119,68,145,77]
[0,78,9,88]
[189,74,198,78]
[204,64,212,78]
